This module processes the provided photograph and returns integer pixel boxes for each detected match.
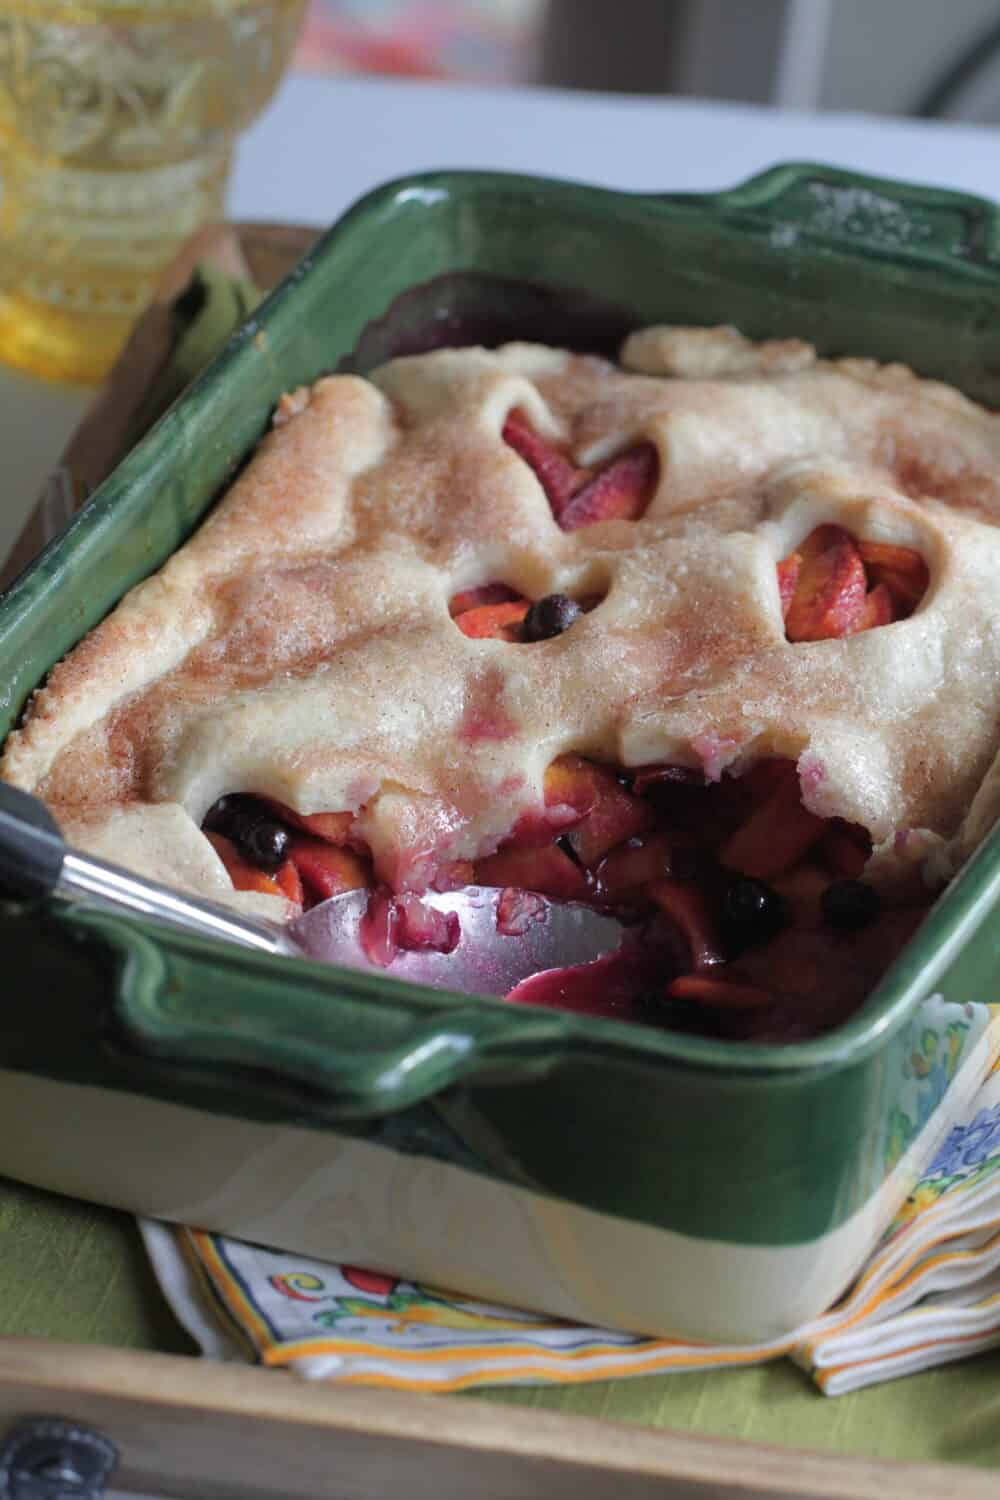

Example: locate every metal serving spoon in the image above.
[0,783,626,997]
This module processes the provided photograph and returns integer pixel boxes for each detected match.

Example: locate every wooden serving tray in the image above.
[2,1339,996,1500]
[1,222,996,1498]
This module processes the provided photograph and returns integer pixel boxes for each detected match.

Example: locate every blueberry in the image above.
[721,877,788,955]
[239,814,290,872]
[203,795,290,872]
[203,796,233,827]
[821,879,880,931]
[520,593,583,642]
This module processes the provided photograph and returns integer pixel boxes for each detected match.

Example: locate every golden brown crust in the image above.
[4,327,1000,909]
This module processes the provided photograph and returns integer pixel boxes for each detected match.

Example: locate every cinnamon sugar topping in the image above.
[4,327,1000,912]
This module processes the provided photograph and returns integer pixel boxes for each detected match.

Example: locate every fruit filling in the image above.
[449,585,598,643]
[502,411,659,529]
[778,527,928,640]
[202,746,930,1046]
[199,523,930,1045]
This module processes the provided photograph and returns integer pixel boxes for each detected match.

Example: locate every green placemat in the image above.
[481,1349,1000,1469]
[0,1176,194,1356]
[2,1174,997,1469]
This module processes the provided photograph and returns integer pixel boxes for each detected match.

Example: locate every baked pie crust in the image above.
[3,326,999,1021]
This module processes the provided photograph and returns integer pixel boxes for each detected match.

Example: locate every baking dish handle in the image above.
[69,907,582,1119]
[660,161,1000,273]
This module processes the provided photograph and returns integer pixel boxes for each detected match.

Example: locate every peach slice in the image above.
[261,799,356,847]
[783,526,868,642]
[301,811,356,844]
[593,833,677,901]
[502,754,600,850]
[448,582,520,617]
[567,778,655,867]
[474,844,590,902]
[543,754,600,820]
[858,542,927,618]
[856,540,928,577]
[288,836,371,901]
[719,775,826,879]
[648,878,723,971]
[852,582,894,633]
[502,411,658,530]
[667,974,774,1009]
[453,600,530,640]
[206,831,286,899]
[557,443,658,532]
[541,753,653,864]
[502,410,583,514]
[539,755,652,858]
[275,858,304,906]
[877,570,925,615]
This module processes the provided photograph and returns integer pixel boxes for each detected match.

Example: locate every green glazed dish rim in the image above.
[4,160,1000,1102]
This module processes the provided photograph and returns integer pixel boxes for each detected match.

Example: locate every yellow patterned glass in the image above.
[0,0,305,384]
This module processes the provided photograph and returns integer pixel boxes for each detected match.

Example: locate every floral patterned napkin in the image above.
[141,1010,1000,1397]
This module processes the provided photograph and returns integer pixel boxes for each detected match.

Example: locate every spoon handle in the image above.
[0,781,296,958]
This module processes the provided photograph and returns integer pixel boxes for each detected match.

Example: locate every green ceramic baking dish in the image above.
[0,163,998,1344]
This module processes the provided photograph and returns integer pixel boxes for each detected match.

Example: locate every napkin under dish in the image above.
[141,1005,1000,1397]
